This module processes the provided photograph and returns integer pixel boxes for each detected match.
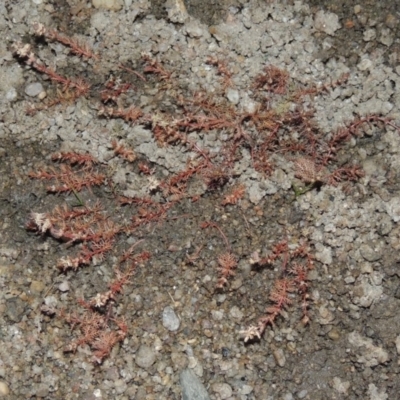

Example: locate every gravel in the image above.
[1,0,400,399]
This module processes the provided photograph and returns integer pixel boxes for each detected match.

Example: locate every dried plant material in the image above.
[221,184,245,205]
[326,165,365,186]
[138,162,155,175]
[111,140,136,162]
[253,65,289,94]
[142,52,172,80]
[201,165,230,190]
[29,163,105,193]
[51,152,98,167]
[32,22,99,60]
[62,299,127,364]
[27,201,120,271]
[241,241,314,342]
[206,56,233,88]
[216,252,237,288]
[98,105,143,123]
[18,22,400,369]
[12,42,90,100]
[293,157,321,184]
[100,77,131,104]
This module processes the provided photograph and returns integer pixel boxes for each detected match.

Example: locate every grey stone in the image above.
[162,306,180,331]
[25,82,44,97]
[367,383,388,400]
[184,19,206,38]
[363,29,376,42]
[348,331,389,367]
[314,10,340,35]
[352,275,383,308]
[5,88,17,102]
[384,197,400,222]
[379,28,394,47]
[226,88,239,105]
[180,369,210,400]
[5,297,26,323]
[135,345,156,369]
[360,243,382,262]
[92,0,123,11]
[211,382,232,399]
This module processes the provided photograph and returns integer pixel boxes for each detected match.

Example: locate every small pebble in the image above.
[25,82,44,97]
[0,381,9,396]
[135,345,156,369]
[272,348,286,367]
[58,281,70,292]
[162,306,180,331]
[30,280,45,294]
[212,383,232,399]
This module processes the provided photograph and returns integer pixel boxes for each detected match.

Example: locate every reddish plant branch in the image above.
[242,241,314,342]
[13,42,91,98]
[33,22,99,60]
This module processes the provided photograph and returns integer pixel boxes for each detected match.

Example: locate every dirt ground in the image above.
[1,0,400,399]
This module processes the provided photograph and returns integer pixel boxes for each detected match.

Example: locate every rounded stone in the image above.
[25,82,44,97]
[162,306,180,331]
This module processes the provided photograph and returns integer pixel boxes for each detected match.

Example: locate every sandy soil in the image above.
[1,0,400,399]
